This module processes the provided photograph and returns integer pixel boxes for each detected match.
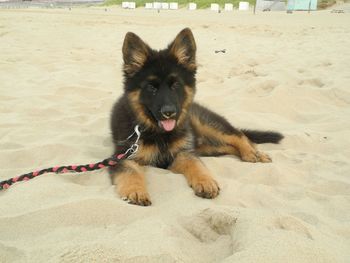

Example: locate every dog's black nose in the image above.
[161,105,177,118]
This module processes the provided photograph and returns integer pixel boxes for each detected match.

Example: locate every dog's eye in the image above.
[171,82,181,90]
[146,84,157,93]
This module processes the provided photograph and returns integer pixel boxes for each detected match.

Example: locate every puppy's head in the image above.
[122,28,197,132]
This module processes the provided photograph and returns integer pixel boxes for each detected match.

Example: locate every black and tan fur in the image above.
[110,28,283,206]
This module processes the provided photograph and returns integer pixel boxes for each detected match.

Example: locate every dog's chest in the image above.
[133,132,194,168]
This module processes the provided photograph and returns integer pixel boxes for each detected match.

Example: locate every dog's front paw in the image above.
[119,188,152,206]
[191,176,220,199]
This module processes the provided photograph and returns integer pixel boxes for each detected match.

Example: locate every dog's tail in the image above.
[242,130,284,144]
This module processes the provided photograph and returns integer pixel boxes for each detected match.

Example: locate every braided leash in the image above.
[0,125,141,191]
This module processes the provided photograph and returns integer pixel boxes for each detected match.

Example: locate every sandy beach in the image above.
[0,6,350,262]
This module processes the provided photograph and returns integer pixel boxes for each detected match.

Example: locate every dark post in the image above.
[308,0,311,13]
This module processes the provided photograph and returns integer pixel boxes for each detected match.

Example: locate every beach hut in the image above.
[239,1,250,10]
[153,1,162,9]
[224,3,234,11]
[210,3,220,11]
[121,2,136,8]
[145,2,153,8]
[161,2,169,9]
[255,0,286,11]
[169,2,178,9]
[188,2,197,10]
[287,0,317,10]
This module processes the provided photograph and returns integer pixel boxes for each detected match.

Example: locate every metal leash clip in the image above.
[124,125,141,159]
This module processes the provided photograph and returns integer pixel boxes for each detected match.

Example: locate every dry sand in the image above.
[0,7,350,263]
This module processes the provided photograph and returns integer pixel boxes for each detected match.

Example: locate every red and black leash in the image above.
[0,125,141,191]
[0,153,125,191]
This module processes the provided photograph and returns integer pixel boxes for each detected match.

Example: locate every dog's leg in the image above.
[225,133,272,163]
[110,160,151,206]
[191,104,271,163]
[195,143,239,157]
[169,152,220,198]
[195,129,271,163]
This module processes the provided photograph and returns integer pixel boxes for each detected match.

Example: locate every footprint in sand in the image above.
[0,31,9,37]
[292,212,319,226]
[274,216,313,240]
[229,66,258,78]
[180,208,237,261]
[297,68,306,74]
[181,208,237,243]
[0,243,26,262]
[317,60,332,67]
[248,80,279,97]
[229,62,267,79]
[298,78,325,88]
[59,245,117,262]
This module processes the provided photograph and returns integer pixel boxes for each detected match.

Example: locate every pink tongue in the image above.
[160,119,176,131]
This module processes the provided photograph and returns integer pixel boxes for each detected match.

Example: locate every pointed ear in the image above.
[122,32,151,77]
[168,28,197,71]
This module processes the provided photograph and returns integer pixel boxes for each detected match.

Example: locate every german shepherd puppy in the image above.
[110,28,283,206]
